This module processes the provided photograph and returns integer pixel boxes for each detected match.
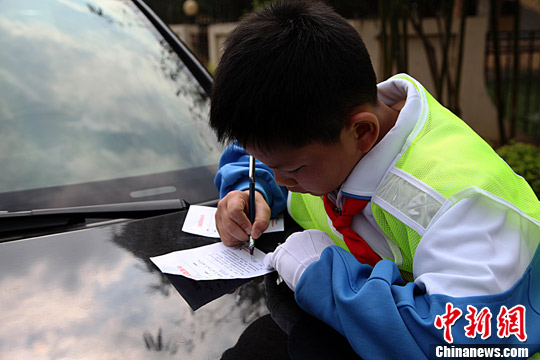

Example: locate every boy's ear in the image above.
[347,110,379,153]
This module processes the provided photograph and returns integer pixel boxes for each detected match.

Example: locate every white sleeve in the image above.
[413,190,540,297]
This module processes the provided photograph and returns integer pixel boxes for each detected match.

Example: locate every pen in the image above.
[248,155,256,259]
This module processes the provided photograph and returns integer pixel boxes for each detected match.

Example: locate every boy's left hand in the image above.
[264,229,334,291]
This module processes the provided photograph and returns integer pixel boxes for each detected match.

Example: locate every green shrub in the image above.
[496,142,540,197]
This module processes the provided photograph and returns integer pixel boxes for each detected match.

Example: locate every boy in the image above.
[210,1,540,358]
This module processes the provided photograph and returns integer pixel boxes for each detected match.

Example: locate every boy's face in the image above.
[246,131,363,196]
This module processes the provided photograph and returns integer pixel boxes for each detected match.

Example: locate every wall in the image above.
[354,17,499,142]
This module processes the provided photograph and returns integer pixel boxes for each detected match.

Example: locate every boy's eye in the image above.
[287,165,304,173]
[270,165,304,173]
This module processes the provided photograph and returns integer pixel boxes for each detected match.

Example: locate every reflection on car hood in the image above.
[0,211,268,359]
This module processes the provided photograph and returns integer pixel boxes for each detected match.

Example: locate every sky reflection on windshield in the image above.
[0,0,222,193]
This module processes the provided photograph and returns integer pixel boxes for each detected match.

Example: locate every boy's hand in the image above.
[215,190,271,247]
[264,230,334,291]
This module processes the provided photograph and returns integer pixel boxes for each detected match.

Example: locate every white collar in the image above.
[335,74,425,205]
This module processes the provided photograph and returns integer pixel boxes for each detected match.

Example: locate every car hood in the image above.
[0,211,269,359]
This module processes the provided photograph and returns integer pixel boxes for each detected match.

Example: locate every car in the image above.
[0,0,276,358]
[0,1,362,358]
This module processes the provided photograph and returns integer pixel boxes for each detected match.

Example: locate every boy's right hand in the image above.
[215,190,271,247]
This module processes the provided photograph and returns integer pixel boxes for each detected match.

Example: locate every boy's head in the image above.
[209,0,378,153]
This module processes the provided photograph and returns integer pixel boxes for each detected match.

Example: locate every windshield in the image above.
[0,0,222,211]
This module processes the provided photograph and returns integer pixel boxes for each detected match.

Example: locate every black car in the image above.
[0,0,277,358]
[0,1,362,359]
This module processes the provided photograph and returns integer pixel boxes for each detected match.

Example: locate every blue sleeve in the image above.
[295,246,540,359]
[214,143,288,218]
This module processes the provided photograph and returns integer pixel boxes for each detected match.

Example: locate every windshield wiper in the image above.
[0,199,188,218]
[0,199,189,238]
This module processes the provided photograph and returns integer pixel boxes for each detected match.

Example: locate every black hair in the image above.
[209,0,377,152]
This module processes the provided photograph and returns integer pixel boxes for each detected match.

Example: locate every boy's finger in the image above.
[216,212,249,245]
[228,202,252,235]
[219,191,252,233]
[215,191,251,244]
